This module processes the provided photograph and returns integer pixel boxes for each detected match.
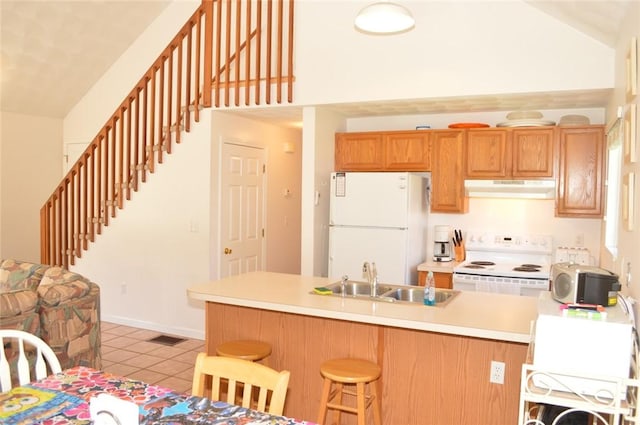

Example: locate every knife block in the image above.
[454,244,466,262]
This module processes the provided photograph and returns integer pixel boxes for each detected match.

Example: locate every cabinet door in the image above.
[431,131,467,213]
[335,133,384,171]
[465,129,510,178]
[556,127,604,217]
[511,129,555,178]
[418,271,453,289]
[384,132,431,171]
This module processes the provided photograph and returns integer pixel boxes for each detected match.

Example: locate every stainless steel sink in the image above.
[314,281,459,307]
[382,287,459,306]
[324,280,393,297]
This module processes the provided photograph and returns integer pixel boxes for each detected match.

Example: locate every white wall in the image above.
[300,106,346,277]
[0,112,62,262]
[602,1,640,327]
[71,112,212,338]
[294,0,613,106]
[63,1,200,145]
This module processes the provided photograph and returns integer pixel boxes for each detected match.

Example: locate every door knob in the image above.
[224,247,232,254]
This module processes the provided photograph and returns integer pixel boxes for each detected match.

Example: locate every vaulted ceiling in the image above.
[0,0,633,121]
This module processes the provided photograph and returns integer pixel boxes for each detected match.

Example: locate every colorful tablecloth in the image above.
[1,366,314,425]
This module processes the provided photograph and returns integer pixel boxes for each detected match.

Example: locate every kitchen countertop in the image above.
[417,260,460,273]
[188,272,537,343]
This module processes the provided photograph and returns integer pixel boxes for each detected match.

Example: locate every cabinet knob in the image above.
[224,247,233,254]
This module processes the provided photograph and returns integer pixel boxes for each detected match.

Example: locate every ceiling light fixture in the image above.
[354,2,415,35]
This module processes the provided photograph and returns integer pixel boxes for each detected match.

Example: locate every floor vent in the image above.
[148,334,186,346]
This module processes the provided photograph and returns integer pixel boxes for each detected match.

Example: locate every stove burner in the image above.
[513,266,541,272]
[463,264,486,269]
[470,261,495,266]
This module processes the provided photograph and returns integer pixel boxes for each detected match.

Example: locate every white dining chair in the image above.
[0,329,62,392]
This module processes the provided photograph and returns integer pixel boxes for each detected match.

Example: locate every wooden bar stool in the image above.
[215,340,272,363]
[317,358,382,425]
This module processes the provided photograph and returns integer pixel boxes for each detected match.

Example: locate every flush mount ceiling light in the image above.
[354,2,415,35]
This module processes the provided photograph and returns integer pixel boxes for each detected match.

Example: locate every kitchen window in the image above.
[605,116,623,257]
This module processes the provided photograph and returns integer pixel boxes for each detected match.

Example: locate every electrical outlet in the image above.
[490,360,505,384]
[120,283,127,295]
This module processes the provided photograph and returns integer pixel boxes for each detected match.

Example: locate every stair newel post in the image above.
[203,0,213,108]
[40,203,50,265]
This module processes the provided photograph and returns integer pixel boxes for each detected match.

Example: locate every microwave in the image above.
[551,262,621,306]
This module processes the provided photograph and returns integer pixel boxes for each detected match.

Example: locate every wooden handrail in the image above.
[41,0,295,267]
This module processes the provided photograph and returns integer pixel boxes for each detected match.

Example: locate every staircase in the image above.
[40,0,295,268]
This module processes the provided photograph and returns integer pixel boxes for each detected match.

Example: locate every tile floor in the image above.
[101,322,205,394]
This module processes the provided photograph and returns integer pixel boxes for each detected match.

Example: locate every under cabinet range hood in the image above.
[464,179,556,199]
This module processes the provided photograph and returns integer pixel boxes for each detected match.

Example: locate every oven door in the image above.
[452,272,521,295]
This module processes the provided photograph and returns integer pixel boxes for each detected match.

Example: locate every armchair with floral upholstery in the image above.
[0,259,101,370]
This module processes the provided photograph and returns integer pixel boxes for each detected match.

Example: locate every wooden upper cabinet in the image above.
[384,132,431,170]
[465,128,555,179]
[431,131,467,213]
[335,132,385,171]
[511,129,555,178]
[335,131,431,171]
[466,129,510,177]
[556,126,605,217]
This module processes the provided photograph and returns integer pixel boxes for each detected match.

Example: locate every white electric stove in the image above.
[452,231,553,296]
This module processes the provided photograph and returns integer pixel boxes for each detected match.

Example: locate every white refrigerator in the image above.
[328,172,430,285]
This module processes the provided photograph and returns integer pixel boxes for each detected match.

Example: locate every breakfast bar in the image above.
[188,271,539,424]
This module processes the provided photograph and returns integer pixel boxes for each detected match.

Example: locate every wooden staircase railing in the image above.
[40,0,295,267]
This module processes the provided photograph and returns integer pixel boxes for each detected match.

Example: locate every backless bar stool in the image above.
[317,358,382,425]
[215,340,272,364]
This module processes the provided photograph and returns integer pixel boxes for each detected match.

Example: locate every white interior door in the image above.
[220,142,265,278]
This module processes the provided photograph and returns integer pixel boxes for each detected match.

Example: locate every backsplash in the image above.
[427,197,601,265]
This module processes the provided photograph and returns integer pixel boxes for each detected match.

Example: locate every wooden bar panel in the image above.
[205,302,527,425]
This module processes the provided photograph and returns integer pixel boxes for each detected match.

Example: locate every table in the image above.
[0,366,315,424]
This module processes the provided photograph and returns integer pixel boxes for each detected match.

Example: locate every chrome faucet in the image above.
[363,261,378,297]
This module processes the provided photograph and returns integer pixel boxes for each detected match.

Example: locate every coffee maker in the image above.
[433,225,452,262]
